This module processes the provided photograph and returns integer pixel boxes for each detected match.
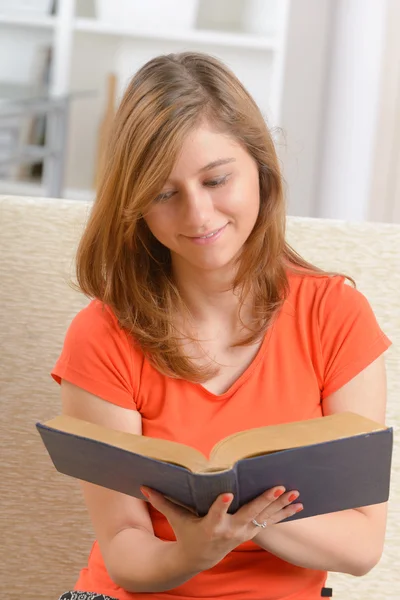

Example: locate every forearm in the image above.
[254,509,385,576]
[106,527,201,593]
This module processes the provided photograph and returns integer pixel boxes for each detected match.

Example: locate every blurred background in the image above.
[0,0,398,222]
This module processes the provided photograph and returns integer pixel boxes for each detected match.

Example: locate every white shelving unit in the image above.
[75,17,278,50]
[0,14,56,28]
[0,0,332,216]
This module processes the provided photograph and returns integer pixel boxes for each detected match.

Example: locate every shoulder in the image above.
[283,270,390,397]
[67,299,121,337]
[287,270,346,296]
[66,299,141,353]
[53,300,144,408]
[284,269,389,359]
[282,271,376,345]
[63,298,147,368]
[285,271,368,317]
[285,270,388,344]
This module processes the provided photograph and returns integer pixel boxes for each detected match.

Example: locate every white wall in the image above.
[1,0,398,222]
[0,27,52,84]
[65,34,120,190]
[316,0,389,221]
[275,0,333,218]
[368,0,400,224]
[65,0,333,203]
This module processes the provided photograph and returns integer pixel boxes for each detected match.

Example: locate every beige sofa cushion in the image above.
[0,196,399,599]
[286,218,400,598]
[1,197,92,599]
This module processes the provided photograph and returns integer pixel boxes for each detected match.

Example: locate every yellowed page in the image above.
[44,415,209,472]
[209,412,387,469]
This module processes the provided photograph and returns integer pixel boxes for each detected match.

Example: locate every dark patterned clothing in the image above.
[59,593,119,600]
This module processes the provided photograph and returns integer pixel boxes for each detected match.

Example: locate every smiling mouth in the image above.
[189,225,227,239]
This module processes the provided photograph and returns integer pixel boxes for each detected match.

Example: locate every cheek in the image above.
[144,212,161,238]
[144,209,175,244]
[224,177,260,217]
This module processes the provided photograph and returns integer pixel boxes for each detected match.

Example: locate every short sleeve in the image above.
[51,300,138,410]
[317,277,391,399]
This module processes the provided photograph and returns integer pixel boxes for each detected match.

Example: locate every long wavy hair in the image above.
[76,51,336,381]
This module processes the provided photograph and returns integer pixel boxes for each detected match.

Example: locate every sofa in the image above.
[0,195,399,599]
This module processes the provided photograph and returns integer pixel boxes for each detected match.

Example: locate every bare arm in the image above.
[61,380,201,592]
[61,380,302,592]
[253,356,388,576]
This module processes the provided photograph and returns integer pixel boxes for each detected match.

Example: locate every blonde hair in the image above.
[76,52,333,381]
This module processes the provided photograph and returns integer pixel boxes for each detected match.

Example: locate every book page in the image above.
[209,412,386,469]
[43,415,209,473]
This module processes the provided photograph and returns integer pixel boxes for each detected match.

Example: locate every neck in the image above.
[172,258,252,329]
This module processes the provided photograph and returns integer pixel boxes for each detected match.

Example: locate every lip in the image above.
[185,223,228,245]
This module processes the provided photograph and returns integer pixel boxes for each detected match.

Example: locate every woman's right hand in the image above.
[140,486,303,573]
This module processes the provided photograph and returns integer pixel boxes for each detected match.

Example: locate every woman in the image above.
[54,52,391,600]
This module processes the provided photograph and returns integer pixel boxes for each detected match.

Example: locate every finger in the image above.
[205,493,234,528]
[256,501,304,527]
[253,492,303,528]
[252,490,300,524]
[257,490,300,520]
[140,486,190,523]
[235,486,286,525]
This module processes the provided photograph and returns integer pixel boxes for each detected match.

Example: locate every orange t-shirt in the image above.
[52,273,391,600]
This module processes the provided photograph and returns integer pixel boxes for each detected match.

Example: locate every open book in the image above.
[36,412,393,519]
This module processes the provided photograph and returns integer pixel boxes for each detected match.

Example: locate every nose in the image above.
[181,186,214,231]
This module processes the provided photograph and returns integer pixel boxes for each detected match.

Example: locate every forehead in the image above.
[168,123,243,177]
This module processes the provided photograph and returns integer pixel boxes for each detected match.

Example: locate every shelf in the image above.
[0,14,56,29]
[75,19,277,51]
[0,145,54,168]
[0,15,276,50]
[0,179,43,196]
[0,178,95,201]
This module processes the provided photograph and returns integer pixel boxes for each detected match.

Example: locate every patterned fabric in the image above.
[59,593,119,600]
[57,590,333,599]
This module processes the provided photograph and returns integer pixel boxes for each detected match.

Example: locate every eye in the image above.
[154,190,175,203]
[204,175,230,188]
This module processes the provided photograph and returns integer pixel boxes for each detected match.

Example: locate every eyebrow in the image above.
[198,157,236,173]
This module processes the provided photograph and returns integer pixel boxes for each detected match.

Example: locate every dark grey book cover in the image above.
[36,423,393,519]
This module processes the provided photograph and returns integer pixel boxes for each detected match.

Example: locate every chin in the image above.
[191,253,238,272]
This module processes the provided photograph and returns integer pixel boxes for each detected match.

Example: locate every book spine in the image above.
[189,470,238,517]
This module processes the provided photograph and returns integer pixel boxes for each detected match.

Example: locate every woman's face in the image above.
[143,122,260,274]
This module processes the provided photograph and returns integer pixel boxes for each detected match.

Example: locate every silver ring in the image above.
[252,518,267,528]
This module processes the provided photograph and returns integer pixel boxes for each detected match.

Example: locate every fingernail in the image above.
[222,494,233,503]
[288,493,299,502]
[295,505,303,513]
[274,488,285,498]
[140,487,150,499]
